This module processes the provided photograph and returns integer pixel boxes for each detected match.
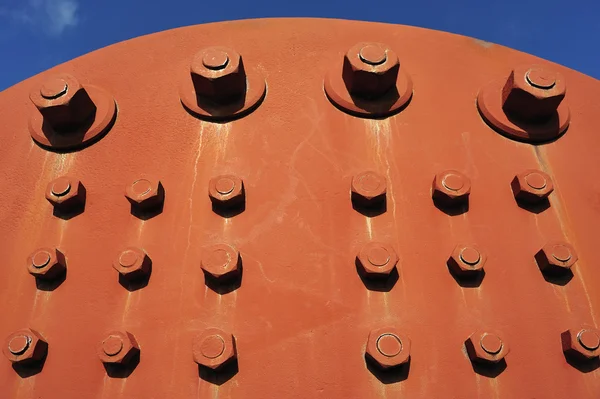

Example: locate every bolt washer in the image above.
[28,80,117,151]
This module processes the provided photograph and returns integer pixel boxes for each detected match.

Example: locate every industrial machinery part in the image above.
[1,18,599,399]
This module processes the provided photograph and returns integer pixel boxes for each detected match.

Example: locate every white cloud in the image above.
[0,0,79,36]
[44,0,79,34]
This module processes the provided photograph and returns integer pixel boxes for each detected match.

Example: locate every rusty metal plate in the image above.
[1,18,600,399]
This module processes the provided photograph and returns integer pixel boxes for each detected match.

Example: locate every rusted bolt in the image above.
[356,242,398,278]
[113,247,151,281]
[562,327,600,362]
[351,171,386,208]
[535,241,578,275]
[208,175,245,210]
[125,177,165,214]
[501,65,566,123]
[511,170,554,204]
[190,47,247,103]
[29,74,97,131]
[342,42,400,99]
[193,328,237,370]
[97,331,140,365]
[465,331,509,364]
[3,328,47,365]
[45,176,86,212]
[447,245,486,278]
[27,247,67,280]
[432,170,471,207]
[201,243,242,282]
[365,327,410,370]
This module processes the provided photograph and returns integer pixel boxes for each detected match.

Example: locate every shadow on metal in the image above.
[198,359,239,385]
[118,263,152,292]
[365,355,410,384]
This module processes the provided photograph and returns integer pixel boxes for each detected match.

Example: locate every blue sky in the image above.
[0,0,598,90]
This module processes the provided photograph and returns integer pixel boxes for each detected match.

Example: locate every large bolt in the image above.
[356,242,398,278]
[432,170,471,208]
[562,327,600,362]
[208,175,245,211]
[342,42,400,99]
[365,327,411,370]
[193,328,237,370]
[201,243,242,283]
[501,65,566,123]
[30,74,97,131]
[113,247,152,282]
[125,177,165,216]
[97,331,140,366]
[27,247,67,280]
[45,176,86,214]
[535,241,578,276]
[190,47,247,103]
[3,328,48,365]
[351,171,386,209]
[465,331,509,364]
[447,244,486,279]
[511,170,554,205]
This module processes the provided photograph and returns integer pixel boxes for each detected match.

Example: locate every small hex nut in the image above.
[502,65,566,122]
[351,171,386,208]
[27,247,66,280]
[29,74,96,131]
[190,47,247,103]
[201,243,241,281]
[465,331,509,364]
[356,242,398,278]
[45,176,85,211]
[432,170,471,207]
[125,177,165,212]
[562,327,600,361]
[342,42,400,98]
[208,175,245,209]
[365,327,411,370]
[97,331,140,365]
[3,328,48,365]
[193,328,237,370]
[113,247,151,281]
[535,242,578,275]
[448,245,486,278]
[511,170,554,204]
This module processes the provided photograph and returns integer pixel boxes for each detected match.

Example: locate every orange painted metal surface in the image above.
[1,17,600,398]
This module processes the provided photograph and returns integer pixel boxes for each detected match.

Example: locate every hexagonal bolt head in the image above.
[356,242,398,279]
[465,331,510,364]
[447,245,486,278]
[190,47,247,104]
[45,176,86,212]
[535,242,578,276]
[501,65,566,123]
[562,327,600,362]
[201,243,242,282]
[193,328,237,370]
[27,247,67,280]
[97,331,140,365]
[3,328,48,365]
[125,178,165,213]
[29,74,96,131]
[351,171,386,208]
[365,327,411,370]
[432,170,471,207]
[113,247,151,281]
[511,170,554,204]
[342,42,400,99]
[208,175,245,210]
